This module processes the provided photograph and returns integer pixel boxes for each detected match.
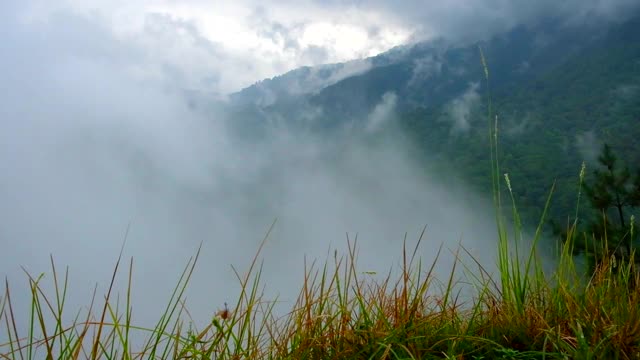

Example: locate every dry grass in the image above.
[1,222,639,359]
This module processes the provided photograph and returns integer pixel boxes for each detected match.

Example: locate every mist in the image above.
[0,2,506,338]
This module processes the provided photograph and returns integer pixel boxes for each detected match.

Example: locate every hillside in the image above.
[228,12,640,228]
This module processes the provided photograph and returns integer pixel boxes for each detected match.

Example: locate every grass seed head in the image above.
[216,302,231,321]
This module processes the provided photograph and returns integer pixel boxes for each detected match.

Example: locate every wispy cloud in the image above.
[284,59,374,97]
[444,82,481,133]
[0,3,503,337]
[408,53,444,87]
[366,92,398,132]
[613,83,639,99]
[575,130,602,164]
[505,113,533,136]
[0,0,624,342]
[8,0,638,96]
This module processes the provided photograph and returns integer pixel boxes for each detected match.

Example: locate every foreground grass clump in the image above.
[1,224,639,359]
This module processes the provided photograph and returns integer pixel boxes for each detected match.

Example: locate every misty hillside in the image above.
[230,12,640,226]
[5,1,640,357]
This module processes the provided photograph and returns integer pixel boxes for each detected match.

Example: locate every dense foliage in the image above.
[232,12,640,232]
[397,14,640,229]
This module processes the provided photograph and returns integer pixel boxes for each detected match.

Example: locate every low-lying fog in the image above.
[0,4,507,338]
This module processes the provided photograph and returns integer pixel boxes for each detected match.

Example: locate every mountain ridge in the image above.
[226,11,640,226]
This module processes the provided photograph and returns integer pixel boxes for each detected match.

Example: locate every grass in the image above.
[2,215,639,359]
[2,50,640,359]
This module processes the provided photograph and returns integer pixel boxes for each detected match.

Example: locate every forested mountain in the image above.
[229,12,640,227]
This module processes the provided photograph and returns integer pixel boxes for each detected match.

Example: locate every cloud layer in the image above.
[6,0,638,96]
[0,0,627,343]
[0,2,507,340]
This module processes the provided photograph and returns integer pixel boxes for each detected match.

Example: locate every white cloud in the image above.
[445,82,481,133]
[575,130,602,164]
[0,0,574,345]
[505,113,532,136]
[291,59,374,96]
[7,0,411,94]
[409,53,444,87]
[8,0,638,95]
[614,83,639,99]
[367,92,398,132]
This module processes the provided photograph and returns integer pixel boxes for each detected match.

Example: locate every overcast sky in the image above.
[5,0,638,95]
[1,0,637,347]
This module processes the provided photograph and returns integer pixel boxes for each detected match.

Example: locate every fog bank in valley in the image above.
[0,3,505,336]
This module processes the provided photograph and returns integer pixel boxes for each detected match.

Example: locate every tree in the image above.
[584,144,639,228]
[580,143,640,271]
